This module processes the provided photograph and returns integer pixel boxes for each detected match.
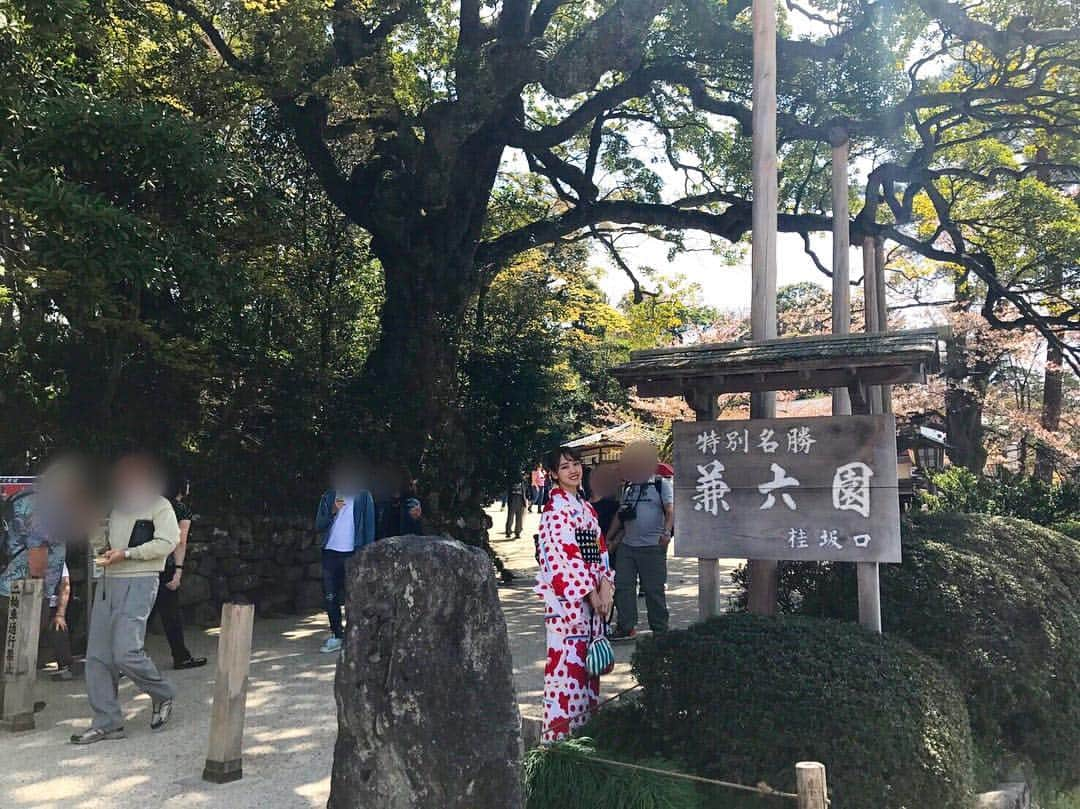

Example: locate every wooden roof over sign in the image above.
[611,328,945,398]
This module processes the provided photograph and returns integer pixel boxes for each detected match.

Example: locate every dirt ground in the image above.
[1,507,740,809]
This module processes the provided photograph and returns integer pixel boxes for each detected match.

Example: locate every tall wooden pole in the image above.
[857,235,883,633]
[747,0,779,616]
[830,130,851,417]
[875,237,892,413]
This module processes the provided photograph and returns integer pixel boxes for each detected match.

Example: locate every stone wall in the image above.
[178,515,324,627]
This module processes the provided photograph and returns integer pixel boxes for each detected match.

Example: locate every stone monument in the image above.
[328,536,522,809]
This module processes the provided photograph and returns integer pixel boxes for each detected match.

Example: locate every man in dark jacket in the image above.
[314,462,376,654]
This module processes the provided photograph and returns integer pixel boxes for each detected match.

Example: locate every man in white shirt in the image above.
[314,462,376,653]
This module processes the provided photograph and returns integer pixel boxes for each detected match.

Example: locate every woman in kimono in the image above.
[534,446,615,743]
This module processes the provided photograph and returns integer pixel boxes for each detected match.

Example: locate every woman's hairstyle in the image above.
[543,445,582,476]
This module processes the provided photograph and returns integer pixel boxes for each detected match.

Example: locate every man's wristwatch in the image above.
[123,548,131,559]
[174,565,184,570]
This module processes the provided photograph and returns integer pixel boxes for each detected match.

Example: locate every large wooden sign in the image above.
[673,415,901,563]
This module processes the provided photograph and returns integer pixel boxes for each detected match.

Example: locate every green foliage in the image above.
[462,248,629,500]
[1051,519,1080,540]
[744,514,1080,785]
[523,738,701,809]
[917,468,1080,525]
[593,614,976,809]
[881,514,1080,785]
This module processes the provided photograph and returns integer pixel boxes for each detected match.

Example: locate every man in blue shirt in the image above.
[314,461,376,653]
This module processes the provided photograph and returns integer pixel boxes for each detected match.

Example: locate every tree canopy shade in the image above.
[150,0,1078,510]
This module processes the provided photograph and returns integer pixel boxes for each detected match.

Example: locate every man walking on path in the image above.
[314,461,376,654]
[607,442,673,641]
[504,474,526,538]
[72,452,179,744]
[149,484,207,670]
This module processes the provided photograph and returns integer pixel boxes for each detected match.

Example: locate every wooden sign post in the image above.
[748,0,780,617]
[1,578,45,731]
[673,415,902,564]
[686,387,722,619]
[830,127,852,418]
[203,602,255,783]
[796,761,829,809]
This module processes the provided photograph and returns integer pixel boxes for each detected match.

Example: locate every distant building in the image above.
[563,422,662,466]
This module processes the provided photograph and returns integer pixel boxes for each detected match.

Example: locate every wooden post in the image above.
[796,761,829,809]
[688,388,722,619]
[747,0,779,617]
[858,234,884,633]
[862,236,883,414]
[1,578,45,731]
[831,130,851,417]
[203,602,255,783]
[875,237,892,413]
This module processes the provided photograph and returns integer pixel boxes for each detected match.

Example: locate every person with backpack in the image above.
[606,442,673,641]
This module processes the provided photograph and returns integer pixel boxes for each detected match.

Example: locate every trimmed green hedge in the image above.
[880,513,1080,784]
[589,614,976,809]
[741,513,1080,784]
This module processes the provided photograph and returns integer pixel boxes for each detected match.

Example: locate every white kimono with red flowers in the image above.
[534,487,614,743]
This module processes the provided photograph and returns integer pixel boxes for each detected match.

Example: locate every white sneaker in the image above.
[320,636,343,653]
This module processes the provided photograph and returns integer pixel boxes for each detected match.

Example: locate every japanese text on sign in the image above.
[674,415,901,563]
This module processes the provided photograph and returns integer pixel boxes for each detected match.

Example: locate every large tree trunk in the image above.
[944,329,989,474]
[1034,338,1064,482]
[350,234,491,538]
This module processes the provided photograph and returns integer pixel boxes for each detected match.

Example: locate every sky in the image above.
[594,231,843,313]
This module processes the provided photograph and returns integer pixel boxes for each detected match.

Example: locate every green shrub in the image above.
[523,738,702,809]
[880,513,1080,785]
[593,613,976,809]
[746,513,1080,784]
[1052,519,1080,541]
[917,467,1080,525]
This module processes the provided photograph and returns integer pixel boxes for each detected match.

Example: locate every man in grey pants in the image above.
[607,442,673,640]
[71,453,179,745]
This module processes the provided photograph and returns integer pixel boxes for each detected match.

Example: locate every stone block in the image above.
[977,783,1030,809]
[228,573,260,593]
[281,565,305,582]
[218,558,254,577]
[212,538,239,558]
[295,581,324,611]
[178,573,212,608]
[192,602,221,628]
[210,576,230,602]
[328,537,521,809]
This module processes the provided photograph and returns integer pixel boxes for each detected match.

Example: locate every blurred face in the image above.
[590,465,620,498]
[112,455,164,511]
[332,461,365,495]
[553,454,583,492]
[620,445,658,483]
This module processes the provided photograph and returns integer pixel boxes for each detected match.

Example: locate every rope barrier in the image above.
[546,746,800,801]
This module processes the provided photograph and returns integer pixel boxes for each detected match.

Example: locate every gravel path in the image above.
[2,507,740,808]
